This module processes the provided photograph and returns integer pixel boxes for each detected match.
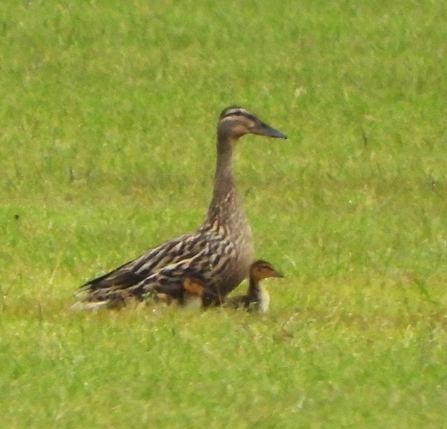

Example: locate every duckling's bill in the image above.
[272,269,285,278]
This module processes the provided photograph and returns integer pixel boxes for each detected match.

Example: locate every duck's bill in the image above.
[251,121,287,139]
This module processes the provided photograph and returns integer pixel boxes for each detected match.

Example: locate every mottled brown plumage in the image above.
[224,260,284,312]
[76,106,286,307]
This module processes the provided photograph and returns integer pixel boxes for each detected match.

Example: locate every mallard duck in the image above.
[224,260,284,312]
[77,106,287,307]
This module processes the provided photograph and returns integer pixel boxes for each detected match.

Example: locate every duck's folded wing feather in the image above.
[78,229,234,303]
[80,230,209,292]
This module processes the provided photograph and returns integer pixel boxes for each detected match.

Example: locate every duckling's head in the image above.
[182,276,206,296]
[218,106,287,141]
[182,276,206,309]
[250,259,284,281]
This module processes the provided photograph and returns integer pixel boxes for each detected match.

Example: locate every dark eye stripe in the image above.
[220,109,256,122]
[221,109,243,118]
[253,264,273,272]
[251,259,275,274]
[259,265,272,271]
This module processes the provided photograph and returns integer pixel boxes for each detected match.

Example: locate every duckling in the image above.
[76,106,286,308]
[179,276,208,309]
[224,260,284,313]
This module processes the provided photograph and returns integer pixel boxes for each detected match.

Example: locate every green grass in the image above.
[1,0,447,427]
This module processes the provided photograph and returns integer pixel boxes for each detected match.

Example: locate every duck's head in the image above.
[218,106,287,141]
[250,259,284,281]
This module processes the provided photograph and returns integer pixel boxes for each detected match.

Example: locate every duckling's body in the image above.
[225,260,284,313]
[77,107,286,307]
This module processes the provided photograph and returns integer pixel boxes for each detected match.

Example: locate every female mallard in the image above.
[224,260,284,312]
[77,106,286,306]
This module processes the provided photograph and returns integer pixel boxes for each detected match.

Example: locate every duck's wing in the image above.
[129,235,234,296]
[78,228,233,303]
[80,230,208,292]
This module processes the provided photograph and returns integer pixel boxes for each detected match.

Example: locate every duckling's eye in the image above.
[254,266,269,277]
[259,267,275,277]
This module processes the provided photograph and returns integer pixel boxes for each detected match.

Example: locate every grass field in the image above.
[2,0,447,427]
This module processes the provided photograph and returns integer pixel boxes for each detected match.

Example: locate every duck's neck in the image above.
[248,276,269,312]
[248,276,261,299]
[206,131,243,224]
